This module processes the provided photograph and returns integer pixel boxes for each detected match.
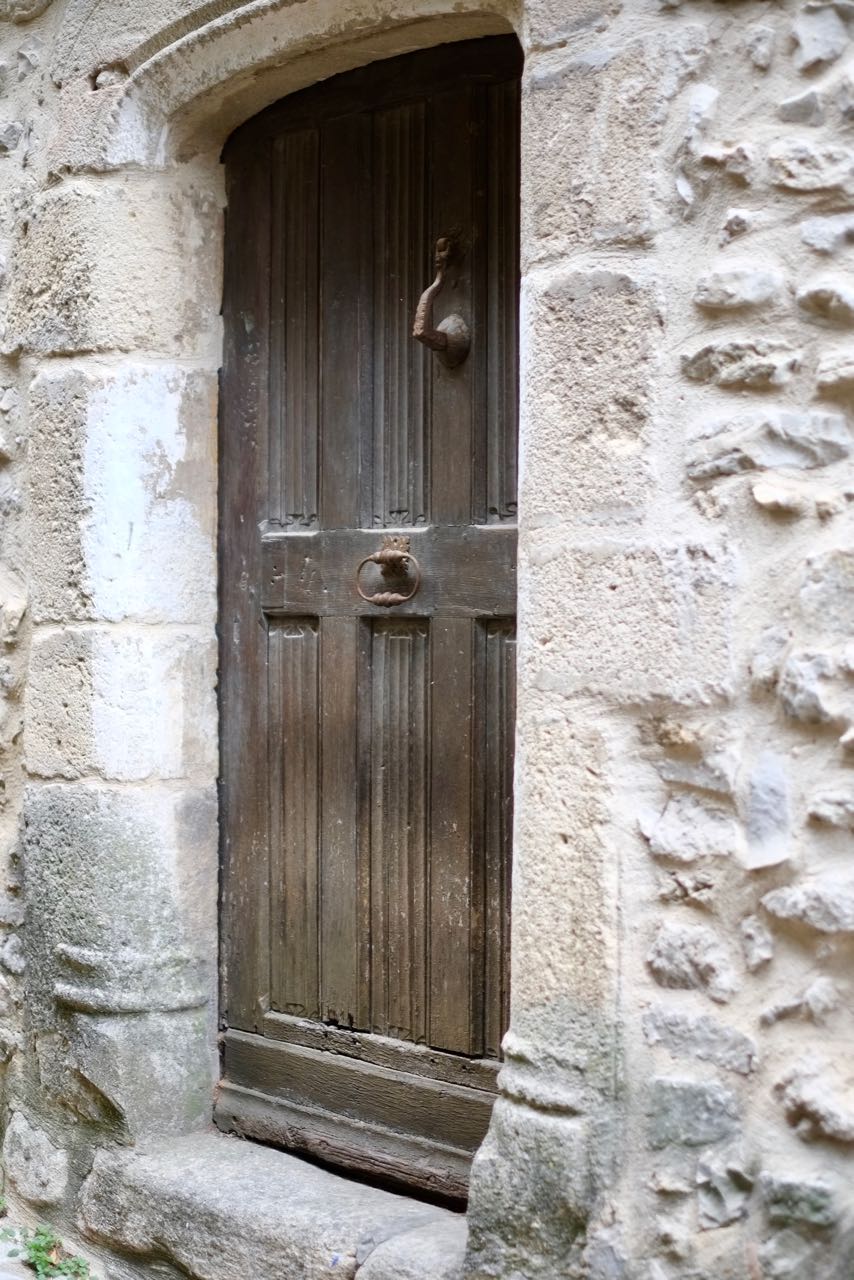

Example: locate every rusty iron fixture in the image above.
[412,236,471,368]
[356,535,422,607]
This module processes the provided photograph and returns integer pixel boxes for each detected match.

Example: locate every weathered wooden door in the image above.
[218,37,520,1197]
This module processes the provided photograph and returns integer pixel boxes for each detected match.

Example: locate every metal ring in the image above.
[355,553,422,607]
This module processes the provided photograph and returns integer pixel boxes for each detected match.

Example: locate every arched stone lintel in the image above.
[60,0,522,173]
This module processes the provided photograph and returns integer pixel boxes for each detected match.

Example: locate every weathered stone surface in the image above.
[761,976,840,1027]
[2,1112,68,1206]
[746,24,775,70]
[23,781,216,1137]
[639,794,738,862]
[4,177,221,357]
[466,1097,592,1280]
[816,348,854,395]
[687,409,851,479]
[792,8,848,72]
[25,626,217,782]
[522,269,655,522]
[0,123,23,156]
[647,1078,741,1149]
[802,212,854,254]
[79,1133,456,1280]
[1,0,53,20]
[763,880,854,933]
[800,548,854,636]
[761,1174,837,1228]
[681,340,798,389]
[751,479,808,516]
[798,276,854,325]
[697,1149,754,1229]
[743,752,789,870]
[693,264,782,310]
[642,1007,758,1075]
[809,792,854,828]
[27,365,217,624]
[777,649,850,724]
[775,1058,854,1142]
[359,1221,466,1279]
[778,89,825,126]
[768,140,854,192]
[646,923,738,1003]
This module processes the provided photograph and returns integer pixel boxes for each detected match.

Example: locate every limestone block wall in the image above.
[0,0,849,1277]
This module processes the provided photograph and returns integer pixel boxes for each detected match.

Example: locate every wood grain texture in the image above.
[268,619,319,1019]
[373,104,428,527]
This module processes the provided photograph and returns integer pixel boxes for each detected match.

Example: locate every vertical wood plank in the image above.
[429,86,486,526]
[220,148,272,1030]
[269,620,320,1018]
[370,622,429,1043]
[486,80,520,524]
[482,623,516,1057]
[373,104,428,527]
[320,113,373,530]
[319,616,371,1029]
[428,617,475,1054]
[271,129,320,528]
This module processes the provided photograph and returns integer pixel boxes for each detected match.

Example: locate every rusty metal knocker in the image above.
[412,236,471,368]
[356,535,422,607]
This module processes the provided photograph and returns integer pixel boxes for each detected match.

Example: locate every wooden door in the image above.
[218,37,520,1198]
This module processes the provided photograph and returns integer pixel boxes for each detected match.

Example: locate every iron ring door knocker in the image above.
[356,535,422,607]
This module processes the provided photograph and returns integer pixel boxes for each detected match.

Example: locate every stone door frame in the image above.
[22,0,624,1266]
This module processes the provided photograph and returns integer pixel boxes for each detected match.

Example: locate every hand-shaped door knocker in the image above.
[356,535,422,607]
[412,236,471,368]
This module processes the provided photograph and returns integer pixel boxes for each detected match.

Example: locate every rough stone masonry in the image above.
[0,0,853,1278]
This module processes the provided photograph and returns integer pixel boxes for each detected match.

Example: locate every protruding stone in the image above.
[647,923,739,1003]
[681,340,798,389]
[0,933,25,975]
[658,869,715,909]
[751,479,808,516]
[688,410,851,480]
[809,792,854,828]
[639,794,739,862]
[16,35,43,80]
[642,1007,758,1075]
[656,748,736,796]
[758,1230,817,1278]
[768,140,854,192]
[798,276,854,325]
[648,1078,741,1150]
[778,650,839,723]
[0,123,24,156]
[763,880,854,933]
[801,548,854,635]
[750,625,791,689]
[743,752,790,868]
[720,208,756,244]
[746,24,775,70]
[761,976,840,1027]
[2,1112,68,1206]
[740,915,774,971]
[0,0,55,20]
[778,90,825,125]
[792,8,848,72]
[697,1150,754,1229]
[816,348,854,395]
[775,1057,854,1142]
[801,212,854,254]
[761,1174,837,1228]
[694,264,783,310]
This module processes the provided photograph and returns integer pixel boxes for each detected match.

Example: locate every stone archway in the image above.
[9,0,636,1273]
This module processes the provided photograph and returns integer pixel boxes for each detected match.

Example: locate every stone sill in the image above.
[77,1130,467,1280]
